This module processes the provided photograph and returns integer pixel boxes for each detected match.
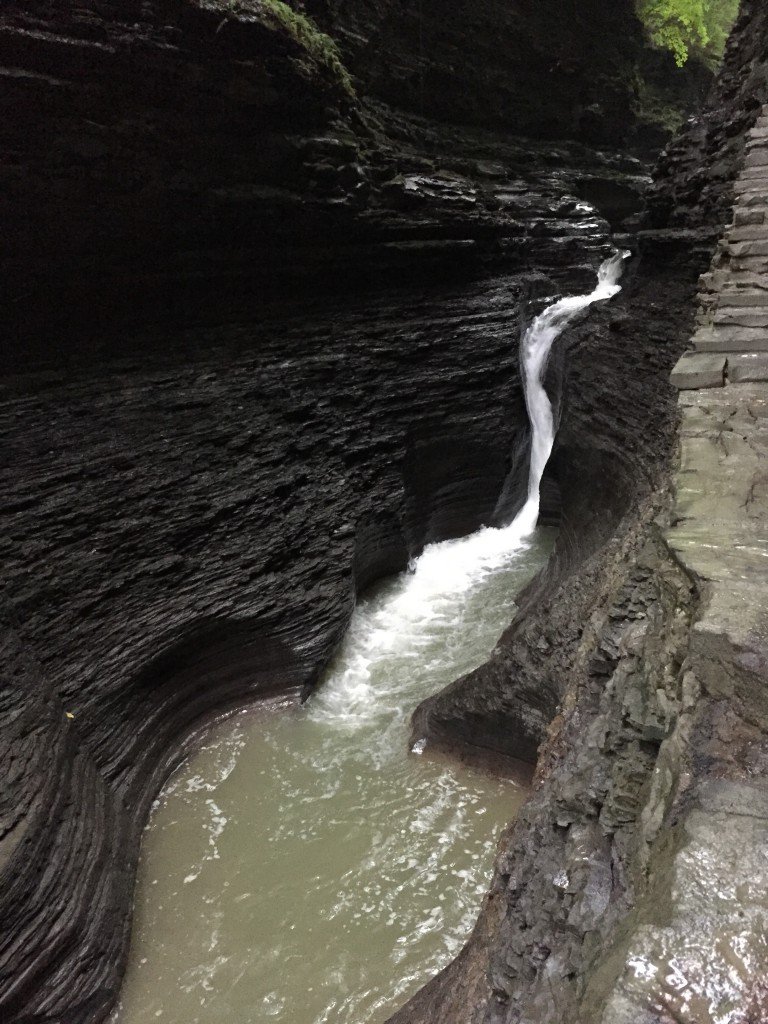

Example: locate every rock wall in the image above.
[307,0,650,146]
[395,2,768,1021]
[0,1,754,1023]
[0,274,531,1023]
[0,0,634,1009]
[0,0,699,357]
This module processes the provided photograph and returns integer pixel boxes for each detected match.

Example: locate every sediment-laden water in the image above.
[114,525,553,1024]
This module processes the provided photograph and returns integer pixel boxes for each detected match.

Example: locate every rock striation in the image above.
[0,2,759,1024]
[305,0,707,151]
[0,2,650,1017]
[0,0,701,358]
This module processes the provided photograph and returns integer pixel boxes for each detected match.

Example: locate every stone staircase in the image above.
[667,102,768,594]
[672,103,768,389]
[655,109,768,1024]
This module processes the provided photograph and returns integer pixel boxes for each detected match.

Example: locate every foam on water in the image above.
[311,248,629,736]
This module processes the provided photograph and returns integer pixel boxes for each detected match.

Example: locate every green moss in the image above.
[224,0,354,96]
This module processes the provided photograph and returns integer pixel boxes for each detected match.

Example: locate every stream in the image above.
[114,251,628,1024]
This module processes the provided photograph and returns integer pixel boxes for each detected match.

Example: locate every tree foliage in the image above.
[636,0,740,67]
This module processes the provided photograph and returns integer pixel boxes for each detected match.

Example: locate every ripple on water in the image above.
[115,525,553,1024]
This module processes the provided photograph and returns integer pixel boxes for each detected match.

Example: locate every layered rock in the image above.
[0,0,635,1010]
[0,0,702,358]
[0,2,751,1024]
[306,0,703,150]
[397,2,768,1022]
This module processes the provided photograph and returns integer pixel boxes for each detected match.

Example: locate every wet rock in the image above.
[0,2,751,1024]
[670,352,727,389]
[393,2,768,1022]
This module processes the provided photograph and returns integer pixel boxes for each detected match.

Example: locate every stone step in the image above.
[733,181,768,197]
[745,149,768,168]
[729,257,768,273]
[723,239,768,257]
[716,271,768,289]
[714,308,768,327]
[733,193,768,207]
[733,209,767,227]
[698,270,764,291]
[692,328,768,352]
[738,167,768,181]
[671,352,726,389]
[725,225,768,241]
[729,353,768,383]
[719,292,768,308]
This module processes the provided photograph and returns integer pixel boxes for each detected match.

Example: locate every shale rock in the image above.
[0,1,751,1023]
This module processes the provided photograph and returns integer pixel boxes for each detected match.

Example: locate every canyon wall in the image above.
[0,2,674,1021]
[0,1,755,1023]
[399,1,768,1021]
[0,0,699,358]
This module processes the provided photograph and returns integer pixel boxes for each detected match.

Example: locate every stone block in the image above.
[719,292,768,307]
[670,352,726,389]
[692,328,768,352]
[728,353,768,383]
[714,309,768,327]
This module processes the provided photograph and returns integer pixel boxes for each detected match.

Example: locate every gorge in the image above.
[2,1,768,1023]
[112,251,628,1024]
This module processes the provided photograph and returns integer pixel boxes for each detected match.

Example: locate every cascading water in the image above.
[114,251,629,1024]
[514,248,630,535]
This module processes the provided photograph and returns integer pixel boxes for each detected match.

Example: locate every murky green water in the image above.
[115,524,553,1024]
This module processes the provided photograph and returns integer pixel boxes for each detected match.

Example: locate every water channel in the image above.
[114,526,552,1024]
[114,252,628,1024]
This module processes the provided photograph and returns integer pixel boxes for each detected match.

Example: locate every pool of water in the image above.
[114,523,554,1024]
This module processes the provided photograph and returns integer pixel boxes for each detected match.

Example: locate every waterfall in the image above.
[309,250,630,731]
[513,249,630,535]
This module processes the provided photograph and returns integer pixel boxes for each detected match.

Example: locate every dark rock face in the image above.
[0,0,352,348]
[0,135,623,1022]
[0,0,700,355]
[0,275,533,1023]
[0,2,752,1024]
[308,0,646,146]
[0,1,664,1015]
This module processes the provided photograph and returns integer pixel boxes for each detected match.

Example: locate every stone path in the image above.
[668,103,768,636]
[672,104,768,389]
[634,106,768,1024]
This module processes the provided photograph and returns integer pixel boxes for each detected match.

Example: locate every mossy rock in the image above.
[216,0,354,97]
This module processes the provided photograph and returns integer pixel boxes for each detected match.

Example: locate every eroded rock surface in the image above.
[0,1,642,1013]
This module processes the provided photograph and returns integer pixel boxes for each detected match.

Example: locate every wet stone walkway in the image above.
[598,106,768,1024]
[672,104,768,388]
[669,102,768,593]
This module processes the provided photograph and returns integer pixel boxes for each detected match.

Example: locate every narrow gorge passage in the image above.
[113,255,628,1024]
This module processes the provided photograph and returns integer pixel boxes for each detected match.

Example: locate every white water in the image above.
[310,250,629,738]
[115,251,629,1024]
[514,248,630,536]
